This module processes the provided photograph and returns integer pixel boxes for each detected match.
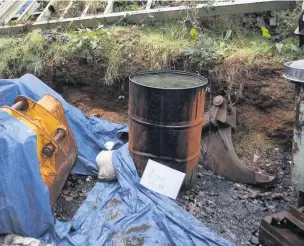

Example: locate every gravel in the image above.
[53,147,297,246]
[177,147,297,245]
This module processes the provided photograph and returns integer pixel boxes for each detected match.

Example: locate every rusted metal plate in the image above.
[128,71,207,178]
[259,207,304,246]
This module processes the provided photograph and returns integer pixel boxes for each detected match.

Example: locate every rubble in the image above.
[178,147,296,245]
[0,234,51,246]
[54,147,296,245]
[237,191,283,200]
[253,154,260,163]
[54,175,97,221]
[250,235,259,245]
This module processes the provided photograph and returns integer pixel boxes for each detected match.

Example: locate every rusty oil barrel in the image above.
[128,70,207,186]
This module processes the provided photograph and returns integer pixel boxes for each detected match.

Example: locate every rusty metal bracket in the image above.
[259,206,304,246]
[200,96,276,185]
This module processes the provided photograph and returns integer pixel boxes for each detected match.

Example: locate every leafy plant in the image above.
[183,34,220,68]
[189,28,198,40]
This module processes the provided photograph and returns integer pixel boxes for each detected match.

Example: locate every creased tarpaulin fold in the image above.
[0,74,233,246]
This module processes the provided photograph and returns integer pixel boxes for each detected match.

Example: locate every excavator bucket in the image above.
[200,96,276,185]
[0,95,77,207]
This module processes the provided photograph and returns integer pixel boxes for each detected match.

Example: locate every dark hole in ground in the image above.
[58,83,129,124]
[53,68,297,245]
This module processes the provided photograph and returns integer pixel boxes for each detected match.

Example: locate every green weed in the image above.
[0,30,45,78]
[0,8,302,87]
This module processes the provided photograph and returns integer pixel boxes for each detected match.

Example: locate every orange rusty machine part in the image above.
[0,95,77,208]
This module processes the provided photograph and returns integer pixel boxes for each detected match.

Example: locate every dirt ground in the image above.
[54,150,296,245]
[59,84,129,124]
[54,64,297,245]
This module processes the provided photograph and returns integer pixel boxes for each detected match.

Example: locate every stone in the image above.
[207,200,216,207]
[271,193,283,200]
[253,154,260,163]
[64,196,73,202]
[3,234,51,246]
[268,204,277,210]
[209,192,219,196]
[205,207,215,214]
[220,226,226,233]
[250,235,259,245]
[86,176,93,182]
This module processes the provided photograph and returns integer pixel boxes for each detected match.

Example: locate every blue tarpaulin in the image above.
[0,74,233,245]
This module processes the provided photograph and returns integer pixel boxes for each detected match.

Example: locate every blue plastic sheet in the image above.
[0,74,127,177]
[0,74,233,245]
[0,111,54,237]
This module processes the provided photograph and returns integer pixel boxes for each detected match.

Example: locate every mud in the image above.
[53,65,297,245]
[60,84,129,124]
[237,67,295,144]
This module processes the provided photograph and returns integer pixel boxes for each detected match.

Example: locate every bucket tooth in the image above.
[200,96,277,185]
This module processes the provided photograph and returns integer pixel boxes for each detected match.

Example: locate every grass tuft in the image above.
[0,30,45,78]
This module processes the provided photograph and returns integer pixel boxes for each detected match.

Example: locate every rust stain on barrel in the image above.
[128,70,207,175]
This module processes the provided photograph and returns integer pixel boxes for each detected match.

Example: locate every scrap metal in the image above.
[259,206,304,246]
[200,95,276,185]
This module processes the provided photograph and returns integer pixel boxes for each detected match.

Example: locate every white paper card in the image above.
[140,159,186,199]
